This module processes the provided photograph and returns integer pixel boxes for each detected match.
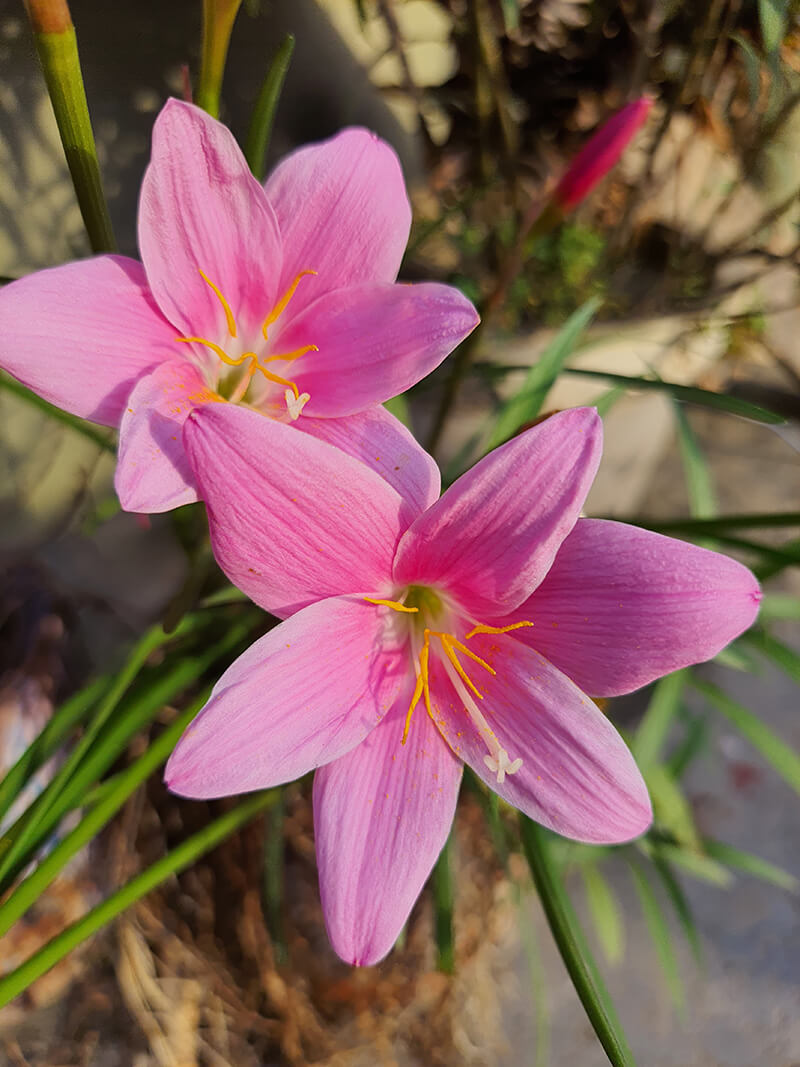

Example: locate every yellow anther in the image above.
[198,269,237,338]
[364,597,419,613]
[263,343,319,364]
[465,620,534,639]
[262,269,317,340]
[402,635,432,745]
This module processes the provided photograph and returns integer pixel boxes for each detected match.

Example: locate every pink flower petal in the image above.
[0,255,175,426]
[428,633,652,844]
[183,403,410,617]
[139,99,282,340]
[166,596,407,798]
[272,282,478,417]
[300,406,441,515]
[508,519,762,696]
[115,359,217,513]
[314,698,462,966]
[393,408,602,616]
[263,128,411,320]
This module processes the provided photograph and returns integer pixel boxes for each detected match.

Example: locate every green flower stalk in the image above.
[24,0,116,253]
[197,0,244,118]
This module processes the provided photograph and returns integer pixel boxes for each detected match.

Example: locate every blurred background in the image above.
[0,0,798,1063]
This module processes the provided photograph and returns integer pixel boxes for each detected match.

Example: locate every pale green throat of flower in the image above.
[365,587,534,784]
[176,267,318,418]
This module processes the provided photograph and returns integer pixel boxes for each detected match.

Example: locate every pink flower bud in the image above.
[553,97,652,211]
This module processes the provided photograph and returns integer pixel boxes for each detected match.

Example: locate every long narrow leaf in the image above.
[0,675,109,825]
[520,818,636,1067]
[485,297,601,451]
[0,373,116,452]
[582,863,624,964]
[560,370,786,424]
[633,671,687,769]
[244,34,295,180]
[702,839,798,892]
[629,861,685,1016]
[649,853,703,963]
[0,790,279,1008]
[693,679,800,795]
[740,628,800,684]
[0,692,210,936]
[432,831,455,974]
[673,402,716,519]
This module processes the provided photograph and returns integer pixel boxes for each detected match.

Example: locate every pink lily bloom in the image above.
[165,403,760,965]
[553,97,652,212]
[0,99,477,512]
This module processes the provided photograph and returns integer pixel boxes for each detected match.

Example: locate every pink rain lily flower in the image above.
[0,99,477,512]
[165,403,760,966]
[553,97,652,212]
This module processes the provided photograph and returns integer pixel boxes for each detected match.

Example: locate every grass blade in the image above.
[629,861,685,1016]
[693,679,800,795]
[432,831,455,974]
[0,692,209,936]
[244,34,295,180]
[673,402,716,519]
[0,675,109,826]
[0,790,279,1008]
[485,297,601,451]
[582,863,624,964]
[520,818,636,1067]
[560,370,785,424]
[702,839,798,892]
[740,628,800,684]
[633,671,687,770]
[649,853,703,963]
[0,373,116,452]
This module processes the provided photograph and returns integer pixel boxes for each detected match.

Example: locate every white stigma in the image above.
[285,390,310,421]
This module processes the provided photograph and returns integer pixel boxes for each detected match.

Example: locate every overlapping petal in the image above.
[300,406,440,515]
[428,633,652,843]
[183,404,412,617]
[507,518,762,696]
[393,408,602,616]
[139,99,282,340]
[166,596,406,798]
[264,127,411,319]
[273,282,478,417]
[115,359,217,513]
[0,255,175,426]
[314,697,462,966]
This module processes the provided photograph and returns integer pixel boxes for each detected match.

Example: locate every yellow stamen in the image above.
[437,632,485,700]
[364,597,419,613]
[198,269,237,338]
[402,673,425,746]
[447,636,496,677]
[262,270,317,339]
[177,337,252,368]
[263,343,319,364]
[465,620,534,639]
[402,635,432,745]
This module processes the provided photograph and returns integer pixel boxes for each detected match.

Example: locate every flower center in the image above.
[175,268,318,419]
[365,589,533,784]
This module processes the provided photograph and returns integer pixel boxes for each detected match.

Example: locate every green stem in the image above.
[244,34,295,181]
[262,789,286,963]
[0,373,116,451]
[25,1,116,253]
[196,0,243,118]
[0,790,278,1008]
[520,818,636,1067]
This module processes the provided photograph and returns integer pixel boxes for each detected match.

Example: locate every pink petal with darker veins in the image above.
[507,518,762,696]
[166,596,406,798]
[264,127,411,320]
[314,695,462,966]
[393,408,602,617]
[183,403,410,617]
[274,281,478,417]
[115,358,217,513]
[428,632,652,844]
[139,99,282,341]
[0,255,175,426]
